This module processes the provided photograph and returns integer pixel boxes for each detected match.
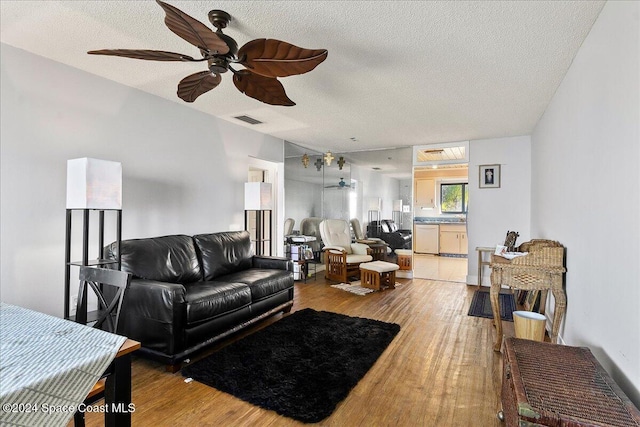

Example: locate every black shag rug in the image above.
[182,308,400,423]
[467,289,515,321]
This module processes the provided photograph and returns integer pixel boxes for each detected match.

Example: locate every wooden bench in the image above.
[500,338,640,426]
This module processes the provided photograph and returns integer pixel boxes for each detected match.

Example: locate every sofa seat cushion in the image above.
[184,281,251,325]
[345,254,373,264]
[218,269,293,302]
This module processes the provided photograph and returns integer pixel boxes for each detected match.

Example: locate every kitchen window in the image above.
[440,183,468,213]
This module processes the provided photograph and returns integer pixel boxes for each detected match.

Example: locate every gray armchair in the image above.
[284,218,295,236]
[299,217,324,256]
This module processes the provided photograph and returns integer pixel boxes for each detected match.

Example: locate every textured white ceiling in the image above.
[1,1,605,155]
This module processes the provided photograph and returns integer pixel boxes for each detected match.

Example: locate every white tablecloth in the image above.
[0,302,126,427]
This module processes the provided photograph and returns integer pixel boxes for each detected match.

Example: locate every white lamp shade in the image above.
[392,199,403,212]
[66,158,122,209]
[244,182,272,210]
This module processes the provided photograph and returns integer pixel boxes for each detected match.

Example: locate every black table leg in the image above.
[104,353,133,426]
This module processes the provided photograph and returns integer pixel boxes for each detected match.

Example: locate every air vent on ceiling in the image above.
[234,115,263,125]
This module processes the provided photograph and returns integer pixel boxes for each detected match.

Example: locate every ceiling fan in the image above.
[88,0,328,106]
[324,178,352,189]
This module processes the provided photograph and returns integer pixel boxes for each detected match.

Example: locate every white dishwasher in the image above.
[414,224,439,254]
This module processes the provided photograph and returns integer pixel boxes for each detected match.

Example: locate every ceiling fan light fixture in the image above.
[208,57,229,74]
[87,0,327,106]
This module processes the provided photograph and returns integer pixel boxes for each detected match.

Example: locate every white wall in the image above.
[467,136,532,285]
[284,179,323,227]
[531,1,639,402]
[350,164,401,229]
[399,178,412,229]
[0,44,285,317]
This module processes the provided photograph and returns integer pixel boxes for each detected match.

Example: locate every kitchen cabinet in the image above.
[439,224,467,255]
[414,224,439,254]
[414,179,435,208]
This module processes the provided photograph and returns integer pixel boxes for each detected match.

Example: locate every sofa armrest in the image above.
[120,279,187,355]
[252,255,293,271]
[323,245,347,253]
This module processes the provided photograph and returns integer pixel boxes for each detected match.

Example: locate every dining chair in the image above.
[74,266,132,427]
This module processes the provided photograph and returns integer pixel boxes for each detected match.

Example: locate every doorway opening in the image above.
[412,163,469,282]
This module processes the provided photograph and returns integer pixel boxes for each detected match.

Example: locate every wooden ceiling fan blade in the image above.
[177,71,222,102]
[238,39,328,78]
[233,70,295,106]
[156,0,229,55]
[87,49,198,62]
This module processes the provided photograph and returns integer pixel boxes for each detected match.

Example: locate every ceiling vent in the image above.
[234,115,263,125]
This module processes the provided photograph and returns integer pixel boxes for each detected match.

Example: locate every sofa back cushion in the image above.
[384,220,399,232]
[107,235,202,283]
[193,231,253,280]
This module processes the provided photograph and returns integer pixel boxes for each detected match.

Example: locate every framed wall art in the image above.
[479,164,500,188]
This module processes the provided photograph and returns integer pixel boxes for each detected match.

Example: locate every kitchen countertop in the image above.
[414,217,466,225]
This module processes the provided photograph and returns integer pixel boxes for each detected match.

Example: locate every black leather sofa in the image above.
[106,230,294,371]
[367,219,412,250]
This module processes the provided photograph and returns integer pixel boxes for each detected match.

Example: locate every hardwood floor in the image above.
[78,274,511,426]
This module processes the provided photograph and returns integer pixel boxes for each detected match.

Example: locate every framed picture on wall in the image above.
[479,164,500,188]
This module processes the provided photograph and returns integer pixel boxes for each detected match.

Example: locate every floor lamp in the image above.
[367,197,381,238]
[64,157,122,320]
[244,182,272,256]
[392,199,403,228]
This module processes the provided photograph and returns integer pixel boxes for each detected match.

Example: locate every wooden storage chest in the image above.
[501,338,640,427]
